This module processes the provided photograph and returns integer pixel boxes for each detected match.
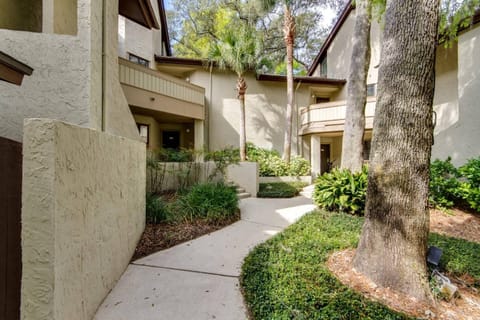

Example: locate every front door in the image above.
[320,144,331,174]
[162,131,180,150]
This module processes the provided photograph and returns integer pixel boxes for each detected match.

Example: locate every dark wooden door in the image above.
[162,131,180,150]
[0,137,22,320]
[320,144,331,174]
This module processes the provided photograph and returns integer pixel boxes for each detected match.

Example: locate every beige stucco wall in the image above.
[21,118,146,320]
[432,25,480,166]
[118,15,155,66]
[188,69,310,155]
[0,0,140,143]
[324,10,382,101]
[227,162,259,197]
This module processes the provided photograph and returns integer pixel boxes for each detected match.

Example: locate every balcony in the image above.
[119,58,205,120]
[300,98,376,135]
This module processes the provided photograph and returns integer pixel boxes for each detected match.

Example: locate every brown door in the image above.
[0,137,22,320]
[320,144,331,174]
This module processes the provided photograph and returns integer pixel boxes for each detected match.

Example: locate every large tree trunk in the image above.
[353,0,440,302]
[237,75,247,161]
[341,0,372,172]
[282,4,295,164]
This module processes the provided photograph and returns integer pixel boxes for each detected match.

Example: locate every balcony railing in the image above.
[119,58,205,106]
[300,98,376,135]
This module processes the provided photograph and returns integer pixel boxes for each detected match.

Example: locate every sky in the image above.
[164,0,172,10]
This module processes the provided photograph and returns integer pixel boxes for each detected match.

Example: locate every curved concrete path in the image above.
[94,195,315,320]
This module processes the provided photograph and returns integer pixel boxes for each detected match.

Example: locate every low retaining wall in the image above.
[259,176,312,185]
[21,119,146,320]
[227,162,259,197]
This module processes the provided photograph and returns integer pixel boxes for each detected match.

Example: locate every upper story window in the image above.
[137,123,149,145]
[129,53,149,68]
[367,84,377,97]
[316,97,330,104]
[320,58,328,77]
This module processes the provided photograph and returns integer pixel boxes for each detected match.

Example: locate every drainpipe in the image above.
[206,62,213,151]
[294,80,302,157]
[101,0,107,131]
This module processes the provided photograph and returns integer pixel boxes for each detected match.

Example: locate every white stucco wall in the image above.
[188,69,310,155]
[21,119,146,320]
[118,15,155,66]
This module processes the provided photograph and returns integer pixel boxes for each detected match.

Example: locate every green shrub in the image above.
[313,167,368,215]
[429,158,461,209]
[258,182,307,198]
[146,193,170,224]
[205,146,240,180]
[246,143,311,177]
[458,157,480,211]
[174,182,239,222]
[151,148,195,162]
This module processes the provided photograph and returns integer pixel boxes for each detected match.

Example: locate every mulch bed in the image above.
[132,211,240,261]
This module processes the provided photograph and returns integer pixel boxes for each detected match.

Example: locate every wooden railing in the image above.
[119,58,205,106]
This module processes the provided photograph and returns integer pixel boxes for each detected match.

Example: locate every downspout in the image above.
[101,0,107,131]
[294,80,302,157]
[206,62,213,151]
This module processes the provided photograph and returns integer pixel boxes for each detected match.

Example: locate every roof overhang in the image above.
[119,0,160,30]
[0,51,33,86]
[256,74,346,86]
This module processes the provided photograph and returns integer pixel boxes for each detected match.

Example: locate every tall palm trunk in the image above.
[353,0,440,302]
[282,4,295,163]
[341,0,372,172]
[237,75,248,161]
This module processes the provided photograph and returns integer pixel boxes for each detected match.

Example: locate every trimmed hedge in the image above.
[258,182,307,198]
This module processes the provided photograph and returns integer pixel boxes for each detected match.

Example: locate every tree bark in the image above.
[282,4,295,164]
[341,0,372,172]
[237,75,247,161]
[353,0,440,302]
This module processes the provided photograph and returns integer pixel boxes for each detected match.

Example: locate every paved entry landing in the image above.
[94,196,315,320]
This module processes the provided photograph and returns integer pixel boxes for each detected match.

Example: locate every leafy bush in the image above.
[246,143,311,177]
[258,182,308,198]
[149,148,195,162]
[174,182,239,222]
[205,146,240,180]
[146,193,170,224]
[429,158,461,209]
[313,167,368,215]
[458,158,480,211]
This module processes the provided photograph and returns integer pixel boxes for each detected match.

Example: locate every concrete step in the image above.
[236,187,245,193]
[237,192,251,199]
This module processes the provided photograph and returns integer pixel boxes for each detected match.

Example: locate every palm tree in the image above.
[209,24,258,161]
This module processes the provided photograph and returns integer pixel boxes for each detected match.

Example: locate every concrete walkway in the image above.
[94,196,315,320]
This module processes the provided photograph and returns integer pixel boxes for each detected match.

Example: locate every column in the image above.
[311,134,321,179]
[194,119,204,162]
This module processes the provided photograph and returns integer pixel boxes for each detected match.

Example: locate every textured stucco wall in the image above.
[104,0,143,141]
[188,70,310,155]
[0,0,93,142]
[227,162,259,197]
[53,0,78,35]
[118,15,155,66]
[21,119,146,320]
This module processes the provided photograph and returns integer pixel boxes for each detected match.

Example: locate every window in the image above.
[320,58,328,77]
[363,140,371,160]
[129,53,149,68]
[315,97,330,104]
[367,84,376,97]
[137,123,149,145]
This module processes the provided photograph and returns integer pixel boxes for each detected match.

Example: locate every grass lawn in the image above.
[241,210,480,320]
[258,182,308,198]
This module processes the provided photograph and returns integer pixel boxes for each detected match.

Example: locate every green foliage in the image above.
[146,193,170,224]
[313,167,368,215]
[458,157,480,211]
[241,211,413,319]
[429,157,462,209]
[429,233,480,285]
[258,182,307,198]
[174,182,239,222]
[439,0,480,46]
[246,143,311,177]
[205,146,240,180]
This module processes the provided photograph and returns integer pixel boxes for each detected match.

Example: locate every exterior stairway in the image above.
[227,181,251,199]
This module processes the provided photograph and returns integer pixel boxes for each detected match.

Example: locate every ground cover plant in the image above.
[137,182,239,260]
[241,210,480,319]
[258,181,308,198]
